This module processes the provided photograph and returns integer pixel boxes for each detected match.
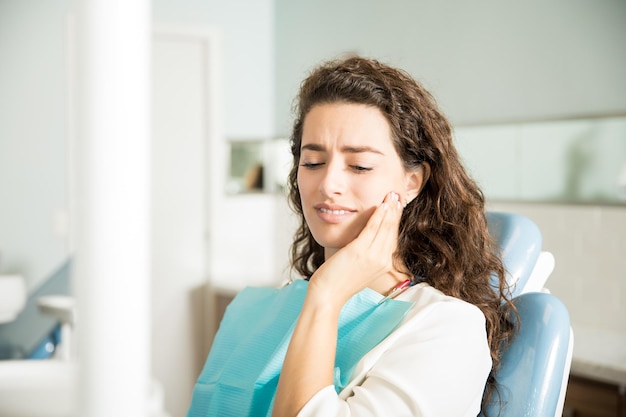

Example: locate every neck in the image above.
[369,269,411,296]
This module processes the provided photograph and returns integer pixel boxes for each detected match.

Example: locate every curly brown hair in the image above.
[286,56,515,414]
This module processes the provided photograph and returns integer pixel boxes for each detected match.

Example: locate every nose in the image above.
[318,160,346,198]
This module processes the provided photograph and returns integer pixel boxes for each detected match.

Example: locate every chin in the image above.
[305,212,367,251]
[311,229,359,252]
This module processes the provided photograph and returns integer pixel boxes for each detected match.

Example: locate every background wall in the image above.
[275,0,626,135]
[153,0,275,138]
[0,0,71,289]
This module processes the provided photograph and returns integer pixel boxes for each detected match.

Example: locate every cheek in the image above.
[296,166,308,192]
[297,171,316,219]
[354,175,403,207]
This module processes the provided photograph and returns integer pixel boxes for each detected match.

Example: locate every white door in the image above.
[151,28,220,417]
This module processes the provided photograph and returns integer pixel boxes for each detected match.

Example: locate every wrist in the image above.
[303,283,346,319]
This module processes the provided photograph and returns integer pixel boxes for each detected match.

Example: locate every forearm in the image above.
[273,293,342,417]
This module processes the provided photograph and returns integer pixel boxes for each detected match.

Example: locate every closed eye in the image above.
[350,165,373,172]
[300,162,324,169]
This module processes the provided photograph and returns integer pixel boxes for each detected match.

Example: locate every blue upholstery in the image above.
[481,292,572,417]
[27,324,61,359]
[486,211,543,298]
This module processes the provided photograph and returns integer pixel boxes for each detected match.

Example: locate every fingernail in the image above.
[390,192,402,208]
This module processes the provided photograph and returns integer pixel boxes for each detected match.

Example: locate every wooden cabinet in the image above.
[563,375,626,417]
[214,291,236,329]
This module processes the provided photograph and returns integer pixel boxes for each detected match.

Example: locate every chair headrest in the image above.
[486,211,542,298]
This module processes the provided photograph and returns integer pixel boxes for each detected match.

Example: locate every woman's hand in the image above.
[273,191,404,417]
[308,191,405,306]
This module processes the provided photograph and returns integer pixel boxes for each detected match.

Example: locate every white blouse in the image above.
[296,283,492,417]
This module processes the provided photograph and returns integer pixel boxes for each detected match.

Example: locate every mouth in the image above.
[319,207,349,215]
[314,204,356,224]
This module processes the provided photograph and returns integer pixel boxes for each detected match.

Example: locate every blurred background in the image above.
[0,0,625,416]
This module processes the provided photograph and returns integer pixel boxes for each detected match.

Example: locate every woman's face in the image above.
[297,102,415,259]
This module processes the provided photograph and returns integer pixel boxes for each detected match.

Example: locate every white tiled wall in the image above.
[488,201,626,334]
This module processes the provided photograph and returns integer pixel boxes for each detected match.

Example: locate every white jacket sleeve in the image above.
[296,298,492,417]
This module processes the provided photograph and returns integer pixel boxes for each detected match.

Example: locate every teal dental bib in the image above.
[186,279,414,417]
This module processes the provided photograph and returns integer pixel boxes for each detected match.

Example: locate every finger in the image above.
[357,192,402,249]
[370,192,403,252]
[353,194,392,244]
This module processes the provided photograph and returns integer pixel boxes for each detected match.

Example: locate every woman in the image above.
[186,56,514,417]
[272,57,514,416]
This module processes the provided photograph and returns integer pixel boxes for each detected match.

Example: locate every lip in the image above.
[314,203,357,224]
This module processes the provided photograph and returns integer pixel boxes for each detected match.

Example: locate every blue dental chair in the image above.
[482,212,573,417]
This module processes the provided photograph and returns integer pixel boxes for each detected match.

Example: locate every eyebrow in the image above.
[301,143,385,155]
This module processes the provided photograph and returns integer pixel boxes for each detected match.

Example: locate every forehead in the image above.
[301,102,394,150]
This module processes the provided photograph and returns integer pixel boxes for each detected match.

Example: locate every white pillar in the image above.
[75,1,151,416]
